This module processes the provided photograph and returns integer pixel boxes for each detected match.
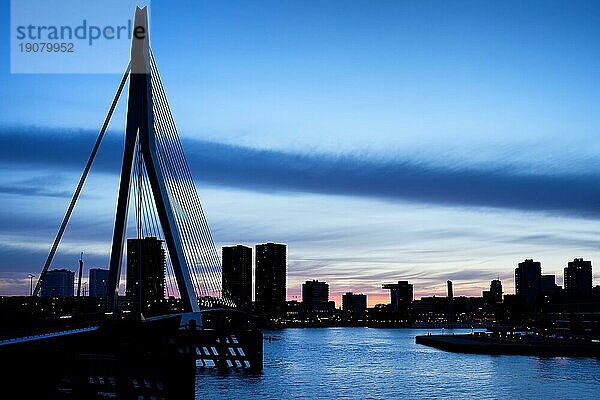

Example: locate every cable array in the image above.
[35,52,233,309]
[136,49,235,307]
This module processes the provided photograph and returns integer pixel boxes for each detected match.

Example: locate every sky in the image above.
[1,0,600,306]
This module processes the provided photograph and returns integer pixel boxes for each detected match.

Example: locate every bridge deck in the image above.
[0,326,99,346]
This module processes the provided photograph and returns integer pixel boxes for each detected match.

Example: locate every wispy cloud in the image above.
[2,125,599,218]
[0,176,72,198]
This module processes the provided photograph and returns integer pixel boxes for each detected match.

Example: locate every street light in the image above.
[27,274,35,296]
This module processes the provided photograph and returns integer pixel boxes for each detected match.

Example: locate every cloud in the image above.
[0,177,72,199]
[1,125,600,219]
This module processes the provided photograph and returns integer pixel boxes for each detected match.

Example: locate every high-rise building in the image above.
[490,279,503,303]
[302,280,329,312]
[342,292,367,320]
[564,258,593,298]
[383,281,413,311]
[446,280,455,322]
[40,269,74,297]
[255,242,287,317]
[126,237,165,311]
[540,274,560,295]
[515,259,541,304]
[222,245,252,310]
[89,268,109,298]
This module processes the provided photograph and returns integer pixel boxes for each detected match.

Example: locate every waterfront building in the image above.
[564,258,593,298]
[285,300,302,321]
[255,242,287,318]
[447,280,455,322]
[413,296,446,322]
[89,268,109,298]
[483,279,504,306]
[540,274,561,295]
[515,259,541,304]
[222,245,252,310]
[341,292,367,320]
[126,237,165,311]
[490,279,503,303]
[40,269,74,297]
[302,280,330,312]
[383,281,413,312]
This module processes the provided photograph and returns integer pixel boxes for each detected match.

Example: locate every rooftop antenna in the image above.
[77,251,84,297]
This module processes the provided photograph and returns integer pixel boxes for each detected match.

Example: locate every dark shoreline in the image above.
[416,334,600,357]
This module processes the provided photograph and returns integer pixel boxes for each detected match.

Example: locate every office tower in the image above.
[89,268,109,298]
[383,281,413,311]
[126,237,165,310]
[40,269,74,297]
[222,245,252,310]
[342,292,367,320]
[564,258,593,298]
[540,274,560,295]
[255,242,287,317]
[515,259,541,304]
[490,279,503,303]
[446,280,455,322]
[302,280,329,312]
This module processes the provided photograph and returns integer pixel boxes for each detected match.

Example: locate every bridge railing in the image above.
[0,318,103,343]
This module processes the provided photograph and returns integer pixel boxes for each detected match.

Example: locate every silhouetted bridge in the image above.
[1,312,262,398]
[1,7,262,399]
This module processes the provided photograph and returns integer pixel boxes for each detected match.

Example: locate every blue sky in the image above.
[1,1,600,304]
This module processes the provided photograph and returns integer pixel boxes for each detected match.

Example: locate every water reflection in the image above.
[196,328,600,400]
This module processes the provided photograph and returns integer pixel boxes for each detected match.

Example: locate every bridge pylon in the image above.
[105,6,199,316]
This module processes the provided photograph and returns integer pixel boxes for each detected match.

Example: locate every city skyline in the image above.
[1,3,599,398]
[2,1,600,302]
[28,246,597,309]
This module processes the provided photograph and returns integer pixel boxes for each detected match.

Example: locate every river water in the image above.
[195,328,600,399]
